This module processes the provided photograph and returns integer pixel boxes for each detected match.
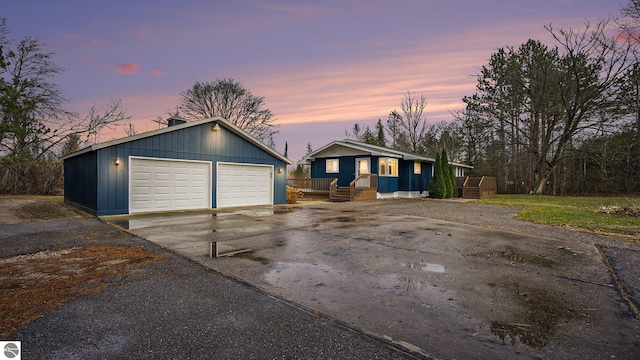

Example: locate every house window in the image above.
[414,161,421,174]
[379,158,398,176]
[326,159,339,173]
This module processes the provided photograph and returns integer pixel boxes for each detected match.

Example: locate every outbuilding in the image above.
[62,116,292,216]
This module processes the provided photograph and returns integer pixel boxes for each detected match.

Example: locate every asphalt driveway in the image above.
[2,216,413,360]
[107,203,640,359]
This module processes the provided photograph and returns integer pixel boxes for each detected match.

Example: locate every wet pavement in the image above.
[107,206,640,359]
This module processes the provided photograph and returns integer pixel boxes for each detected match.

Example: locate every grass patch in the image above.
[475,195,640,240]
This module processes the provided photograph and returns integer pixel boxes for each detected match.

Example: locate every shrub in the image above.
[428,153,446,198]
[0,158,63,195]
[448,163,457,198]
[440,150,451,198]
[286,185,303,204]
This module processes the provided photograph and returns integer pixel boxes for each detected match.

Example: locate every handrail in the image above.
[349,173,378,188]
[466,177,482,187]
[349,174,378,201]
[330,178,338,198]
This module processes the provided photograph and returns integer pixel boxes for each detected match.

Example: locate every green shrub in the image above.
[428,152,446,198]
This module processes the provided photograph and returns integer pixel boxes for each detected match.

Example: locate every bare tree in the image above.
[386,110,402,149]
[534,20,636,194]
[465,19,636,194]
[179,78,278,142]
[123,120,138,137]
[0,18,128,194]
[392,92,428,153]
[422,119,464,161]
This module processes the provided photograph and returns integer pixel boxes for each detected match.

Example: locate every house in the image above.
[62,116,292,216]
[300,139,471,199]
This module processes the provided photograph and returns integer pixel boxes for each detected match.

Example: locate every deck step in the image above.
[463,187,481,199]
[330,187,377,201]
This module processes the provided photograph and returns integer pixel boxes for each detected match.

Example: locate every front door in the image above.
[355,158,370,187]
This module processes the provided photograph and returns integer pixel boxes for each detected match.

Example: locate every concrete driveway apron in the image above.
[107,206,640,359]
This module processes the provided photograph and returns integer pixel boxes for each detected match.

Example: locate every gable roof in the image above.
[61,117,293,165]
[301,139,472,168]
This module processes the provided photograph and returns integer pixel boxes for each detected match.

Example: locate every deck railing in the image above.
[478,176,497,199]
[287,178,332,191]
[287,178,337,198]
[462,176,496,199]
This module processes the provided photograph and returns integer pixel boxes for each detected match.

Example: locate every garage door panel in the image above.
[174,174,190,182]
[217,163,273,208]
[131,200,151,209]
[130,158,212,214]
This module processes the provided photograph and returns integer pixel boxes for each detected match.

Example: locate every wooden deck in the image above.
[288,174,378,202]
[287,178,333,198]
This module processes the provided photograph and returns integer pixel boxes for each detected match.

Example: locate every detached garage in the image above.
[62,116,292,216]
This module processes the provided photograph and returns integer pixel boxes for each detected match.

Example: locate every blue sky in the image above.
[4,1,623,161]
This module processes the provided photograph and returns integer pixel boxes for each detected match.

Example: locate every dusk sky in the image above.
[4,1,624,162]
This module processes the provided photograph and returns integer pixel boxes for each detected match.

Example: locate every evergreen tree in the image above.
[361,127,377,144]
[449,163,457,198]
[441,149,452,198]
[428,152,446,198]
[375,119,387,147]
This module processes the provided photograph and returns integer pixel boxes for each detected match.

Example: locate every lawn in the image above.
[475,194,640,241]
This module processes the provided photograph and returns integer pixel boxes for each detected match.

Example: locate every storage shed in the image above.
[62,116,292,216]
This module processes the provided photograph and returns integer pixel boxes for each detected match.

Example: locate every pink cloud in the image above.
[150,69,166,77]
[89,38,107,45]
[257,3,332,15]
[64,33,81,40]
[114,63,139,75]
[613,29,640,45]
[137,28,150,39]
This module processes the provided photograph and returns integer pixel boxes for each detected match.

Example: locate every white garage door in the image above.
[129,157,211,214]
[217,163,273,208]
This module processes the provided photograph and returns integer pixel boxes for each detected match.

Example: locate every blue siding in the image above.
[377,176,399,193]
[65,122,287,216]
[398,160,432,192]
[398,160,413,191]
[422,162,433,192]
[371,156,398,193]
[64,151,98,214]
[311,156,356,187]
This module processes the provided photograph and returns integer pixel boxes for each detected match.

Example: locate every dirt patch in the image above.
[0,196,87,225]
[0,246,166,338]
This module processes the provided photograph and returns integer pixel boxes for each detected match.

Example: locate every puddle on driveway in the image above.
[233,251,270,265]
[272,207,295,214]
[468,248,557,268]
[404,262,446,273]
[333,216,357,223]
[489,284,576,348]
[263,261,450,299]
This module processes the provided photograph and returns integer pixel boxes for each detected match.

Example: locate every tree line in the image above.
[348,4,640,195]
